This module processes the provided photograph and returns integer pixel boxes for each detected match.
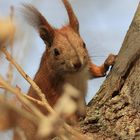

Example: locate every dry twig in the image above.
[0,95,38,130]
[0,74,88,139]
[4,6,15,98]
[0,26,89,139]
[0,47,88,139]
[0,47,54,113]
[0,75,44,119]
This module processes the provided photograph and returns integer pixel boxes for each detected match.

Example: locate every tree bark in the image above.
[79,3,140,140]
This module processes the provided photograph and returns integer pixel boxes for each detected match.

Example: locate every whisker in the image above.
[89,55,106,58]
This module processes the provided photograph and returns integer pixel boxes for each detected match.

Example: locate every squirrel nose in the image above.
[73,62,82,70]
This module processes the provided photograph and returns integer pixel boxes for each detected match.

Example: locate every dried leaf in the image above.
[0,18,15,45]
[38,115,63,138]
[55,83,80,118]
[38,84,81,139]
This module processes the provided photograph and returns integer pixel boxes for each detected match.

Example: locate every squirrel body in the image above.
[13,0,116,140]
[28,26,90,110]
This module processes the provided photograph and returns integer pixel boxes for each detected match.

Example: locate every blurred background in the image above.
[0,0,139,139]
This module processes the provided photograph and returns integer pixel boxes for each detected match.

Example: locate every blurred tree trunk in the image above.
[79,3,140,140]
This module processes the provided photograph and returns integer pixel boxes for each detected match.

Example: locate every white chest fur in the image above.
[64,67,89,96]
[64,67,89,115]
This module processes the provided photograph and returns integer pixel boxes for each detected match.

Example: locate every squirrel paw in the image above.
[104,54,117,67]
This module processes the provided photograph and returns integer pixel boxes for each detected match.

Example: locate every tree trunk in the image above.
[79,3,140,140]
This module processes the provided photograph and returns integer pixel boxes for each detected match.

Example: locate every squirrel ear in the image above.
[39,26,54,47]
[62,0,79,33]
[21,4,54,47]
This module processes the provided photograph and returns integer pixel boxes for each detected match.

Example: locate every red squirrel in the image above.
[13,0,116,139]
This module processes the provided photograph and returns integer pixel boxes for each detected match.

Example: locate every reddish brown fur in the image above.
[13,1,116,140]
[29,25,89,108]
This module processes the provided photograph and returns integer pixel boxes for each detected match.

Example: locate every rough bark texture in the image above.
[79,3,140,140]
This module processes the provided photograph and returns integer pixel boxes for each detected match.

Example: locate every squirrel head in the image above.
[22,0,89,75]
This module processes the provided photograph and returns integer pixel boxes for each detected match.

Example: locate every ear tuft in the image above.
[21,4,54,47]
[62,0,79,33]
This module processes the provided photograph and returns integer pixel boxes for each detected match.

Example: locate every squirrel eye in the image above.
[53,48,60,56]
[83,42,86,48]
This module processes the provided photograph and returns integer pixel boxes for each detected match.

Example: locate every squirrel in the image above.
[13,0,116,140]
